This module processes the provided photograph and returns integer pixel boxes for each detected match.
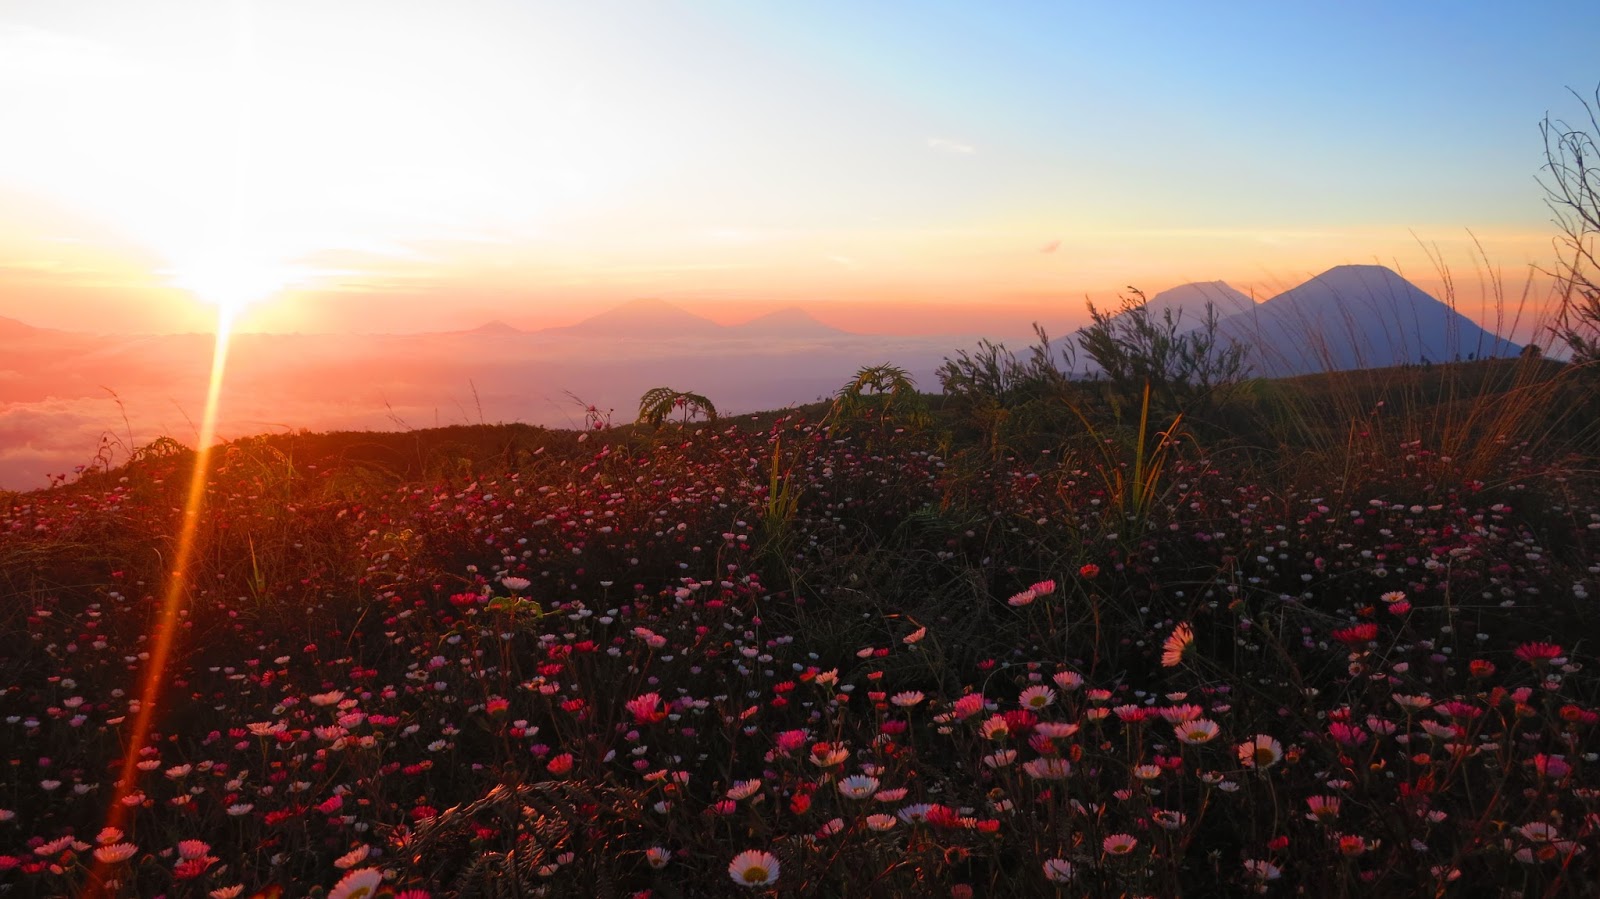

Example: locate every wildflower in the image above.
[226,803,253,816]
[1161,622,1194,667]
[1102,833,1138,856]
[979,715,1010,740]
[1152,809,1186,829]
[1175,719,1220,745]
[500,576,531,591]
[866,813,897,831]
[1514,642,1563,664]
[1007,588,1037,607]
[210,887,245,899]
[1018,685,1056,710]
[329,867,385,899]
[726,779,762,801]
[1305,795,1341,822]
[309,691,346,707]
[1052,670,1084,691]
[1237,734,1283,769]
[952,694,985,719]
[1031,579,1057,596]
[1380,591,1406,604]
[645,846,671,869]
[1078,563,1100,578]
[837,775,880,799]
[1331,623,1378,646]
[1243,859,1282,882]
[1034,721,1079,739]
[334,845,370,869]
[983,749,1017,768]
[625,692,668,724]
[903,627,926,644]
[1042,858,1075,883]
[1022,757,1072,780]
[93,843,137,864]
[177,840,212,860]
[96,827,124,845]
[890,691,924,708]
[728,849,780,887]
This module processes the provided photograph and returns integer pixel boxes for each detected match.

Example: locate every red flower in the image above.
[1331,623,1378,645]
[1078,564,1100,579]
[1514,642,1563,663]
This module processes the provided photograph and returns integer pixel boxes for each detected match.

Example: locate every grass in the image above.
[0,355,1597,897]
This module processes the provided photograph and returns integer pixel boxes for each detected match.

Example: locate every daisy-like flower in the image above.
[1102,833,1138,856]
[1243,859,1282,882]
[645,846,671,869]
[1042,858,1075,883]
[1237,734,1283,769]
[866,813,897,831]
[209,887,245,899]
[1175,718,1220,745]
[1049,671,1081,693]
[93,842,138,864]
[1161,622,1194,667]
[226,803,254,816]
[500,576,531,591]
[1030,579,1057,596]
[837,775,880,799]
[726,779,762,801]
[1034,721,1079,739]
[1380,590,1407,604]
[1152,810,1187,830]
[1007,588,1037,607]
[890,691,924,708]
[177,840,212,860]
[983,749,1018,768]
[1022,757,1072,780]
[625,692,668,724]
[309,690,346,707]
[329,867,385,899]
[1514,642,1563,664]
[902,627,926,645]
[1131,764,1161,781]
[334,845,370,869]
[728,849,780,887]
[1305,795,1341,822]
[1018,685,1056,710]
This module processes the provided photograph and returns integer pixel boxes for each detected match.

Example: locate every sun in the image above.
[167,255,294,320]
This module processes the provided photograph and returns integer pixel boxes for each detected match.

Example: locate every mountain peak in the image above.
[1215,265,1520,374]
[732,307,851,337]
[467,319,525,336]
[546,298,725,338]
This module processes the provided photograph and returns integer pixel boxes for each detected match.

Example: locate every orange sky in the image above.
[0,2,1588,339]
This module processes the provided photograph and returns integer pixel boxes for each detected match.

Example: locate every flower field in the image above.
[2,386,1598,897]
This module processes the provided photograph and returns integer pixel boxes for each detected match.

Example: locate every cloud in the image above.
[926,137,976,155]
[1039,239,1061,254]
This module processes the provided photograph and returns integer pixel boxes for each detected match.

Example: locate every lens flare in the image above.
[83,305,235,896]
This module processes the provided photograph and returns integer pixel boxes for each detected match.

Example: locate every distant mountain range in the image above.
[1104,265,1521,376]
[533,299,850,339]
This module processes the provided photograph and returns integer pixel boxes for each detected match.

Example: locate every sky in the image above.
[0,0,1596,336]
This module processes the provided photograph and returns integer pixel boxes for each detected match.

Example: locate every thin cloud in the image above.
[927,137,976,155]
[1039,239,1061,254]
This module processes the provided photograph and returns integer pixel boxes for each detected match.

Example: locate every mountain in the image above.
[729,307,851,338]
[542,298,725,339]
[1215,265,1521,376]
[0,315,43,340]
[1138,281,1257,332]
[465,320,526,336]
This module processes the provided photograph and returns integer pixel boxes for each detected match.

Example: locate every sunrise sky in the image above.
[1,0,1596,336]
